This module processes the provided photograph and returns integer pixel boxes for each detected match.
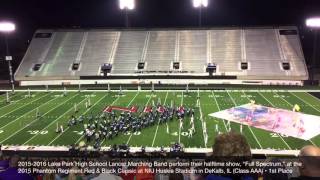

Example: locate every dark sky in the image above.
[0,0,320,74]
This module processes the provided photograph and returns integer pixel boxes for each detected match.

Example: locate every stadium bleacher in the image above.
[14,27,308,84]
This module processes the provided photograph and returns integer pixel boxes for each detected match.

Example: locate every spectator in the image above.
[91,155,123,180]
[212,132,251,157]
[67,166,84,180]
[0,160,8,173]
[290,145,320,180]
[205,132,255,180]
[169,173,184,180]
[136,165,154,180]
[0,154,33,180]
[42,173,55,180]
[91,173,123,180]
[263,158,288,180]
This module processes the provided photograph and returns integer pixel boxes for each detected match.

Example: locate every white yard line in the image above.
[75,93,123,145]
[126,92,149,145]
[227,90,263,149]
[0,91,22,101]
[178,91,183,144]
[97,92,139,146]
[303,92,320,103]
[198,93,207,148]
[1,93,78,144]
[23,94,92,145]
[49,93,113,146]
[127,92,140,108]
[0,95,29,111]
[0,93,57,130]
[152,91,169,147]
[274,92,292,108]
[257,92,292,150]
[290,92,320,113]
[211,91,228,132]
[0,93,50,124]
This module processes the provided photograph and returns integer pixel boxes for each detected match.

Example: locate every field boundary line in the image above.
[227,90,263,149]
[257,92,292,150]
[3,89,320,93]
[1,93,79,144]
[151,91,169,147]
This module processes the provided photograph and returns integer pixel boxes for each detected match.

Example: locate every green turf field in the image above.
[0,90,319,152]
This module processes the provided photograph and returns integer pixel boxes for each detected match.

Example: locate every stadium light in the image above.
[192,0,208,27]
[306,17,320,28]
[306,17,320,81]
[193,0,208,8]
[119,0,135,10]
[0,22,15,32]
[119,0,135,28]
[0,21,15,93]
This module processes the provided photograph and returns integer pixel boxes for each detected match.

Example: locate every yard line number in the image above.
[28,130,48,135]
[270,133,288,138]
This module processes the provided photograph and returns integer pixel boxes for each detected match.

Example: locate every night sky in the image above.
[0,0,320,78]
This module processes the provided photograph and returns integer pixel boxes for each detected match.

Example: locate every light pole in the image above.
[0,22,15,93]
[306,17,320,82]
[193,0,208,27]
[119,0,135,28]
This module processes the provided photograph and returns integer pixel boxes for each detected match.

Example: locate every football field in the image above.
[0,89,319,153]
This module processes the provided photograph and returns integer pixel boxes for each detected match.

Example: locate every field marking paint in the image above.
[49,93,113,146]
[22,94,92,145]
[198,93,207,148]
[303,92,320,103]
[227,90,263,149]
[178,91,183,144]
[290,92,320,113]
[126,92,147,145]
[0,93,30,111]
[274,92,292,108]
[1,93,79,144]
[6,89,320,93]
[0,93,58,130]
[98,92,138,146]
[211,91,228,132]
[152,91,169,147]
[77,93,124,145]
[0,92,24,102]
[257,92,292,150]
[0,93,50,124]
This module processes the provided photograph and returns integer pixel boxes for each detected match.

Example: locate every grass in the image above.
[0,90,319,152]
